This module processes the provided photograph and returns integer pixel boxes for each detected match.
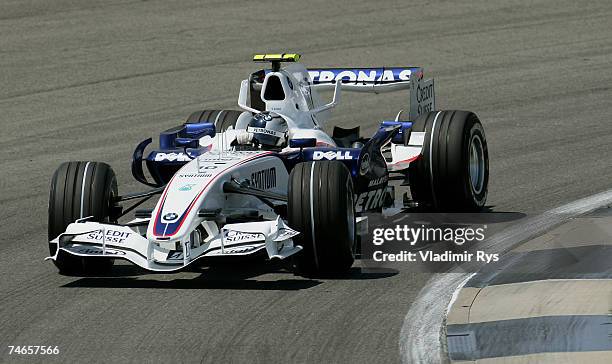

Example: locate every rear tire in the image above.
[186,109,244,132]
[48,161,118,275]
[288,161,356,275]
[409,110,489,211]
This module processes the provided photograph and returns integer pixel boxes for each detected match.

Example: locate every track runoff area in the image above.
[394,188,612,363]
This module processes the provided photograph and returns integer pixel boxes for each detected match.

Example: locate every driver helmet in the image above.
[246,112,288,148]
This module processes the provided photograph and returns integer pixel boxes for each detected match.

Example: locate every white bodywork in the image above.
[48,59,434,272]
[50,150,302,271]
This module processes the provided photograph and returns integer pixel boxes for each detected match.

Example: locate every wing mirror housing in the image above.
[380,121,413,145]
[174,138,200,148]
[184,122,216,139]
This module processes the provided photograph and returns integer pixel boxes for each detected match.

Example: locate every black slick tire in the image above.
[48,161,118,275]
[288,161,356,275]
[409,110,489,211]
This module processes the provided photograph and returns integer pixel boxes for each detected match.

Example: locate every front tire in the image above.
[288,161,356,275]
[48,161,118,275]
[409,110,489,211]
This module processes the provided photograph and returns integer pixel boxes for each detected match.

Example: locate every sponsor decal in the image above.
[167,244,191,261]
[178,183,196,191]
[416,81,434,114]
[199,150,264,162]
[246,126,285,138]
[223,230,265,243]
[355,188,386,212]
[416,82,434,104]
[250,167,276,189]
[359,153,371,175]
[166,249,191,261]
[308,68,412,84]
[179,173,212,178]
[368,175,389,187]
[154,152,191,162]
[167,251,181,260]
[86,230,131,244]
[274,227,300,242]
[163,212,179,221]
[75,247,126,256]
[410,76,435,118]
[313,150,354,160]
[223,245,260,254]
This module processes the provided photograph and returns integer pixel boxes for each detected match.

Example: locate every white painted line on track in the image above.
[399,188,612,364]
[446,273,477,320]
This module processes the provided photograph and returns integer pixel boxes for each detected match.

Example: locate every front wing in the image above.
[47,218,302,272]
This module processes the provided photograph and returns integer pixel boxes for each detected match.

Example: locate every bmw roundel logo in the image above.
[163,212,178,221]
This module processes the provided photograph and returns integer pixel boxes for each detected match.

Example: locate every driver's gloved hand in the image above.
[231,131,254,146]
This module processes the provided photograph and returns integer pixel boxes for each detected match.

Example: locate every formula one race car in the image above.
[47,53,488,275]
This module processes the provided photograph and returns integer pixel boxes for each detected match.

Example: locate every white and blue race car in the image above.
[47,53,488,275]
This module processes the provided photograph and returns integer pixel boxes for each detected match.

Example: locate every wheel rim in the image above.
[469,134,485,195]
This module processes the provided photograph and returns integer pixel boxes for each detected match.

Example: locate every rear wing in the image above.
[252,66,435,120]
[305,67,435,119]
[249,54,435,120]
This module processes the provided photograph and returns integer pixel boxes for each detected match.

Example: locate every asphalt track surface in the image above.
[1,1,612,363]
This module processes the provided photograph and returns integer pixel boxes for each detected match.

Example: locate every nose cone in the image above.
[147,158,209,242]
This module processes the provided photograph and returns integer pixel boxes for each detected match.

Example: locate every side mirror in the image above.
[174,138,200,148]
[184,122,216,138]
[289,138,317,148]
[380,121,413,145]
